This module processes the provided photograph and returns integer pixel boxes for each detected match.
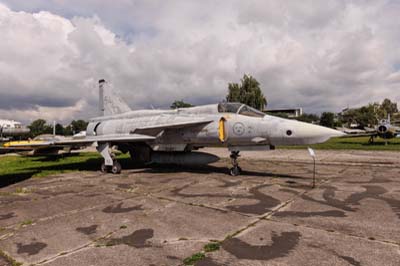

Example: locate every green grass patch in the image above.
[0,152,102,178]
[203,242,220,252]
[105,241,115,247]
[20,219,33,226]
[14,187,30,194]
[183,252,205,265]
[0,152,131,184]
[95,240,115,248]
[279,136,400,151]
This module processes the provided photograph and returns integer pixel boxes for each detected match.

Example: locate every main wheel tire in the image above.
[100,163,109,173]
[229,167,241,176]
[111,161,122,174]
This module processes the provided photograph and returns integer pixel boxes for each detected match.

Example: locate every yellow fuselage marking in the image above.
[218,117,227,143]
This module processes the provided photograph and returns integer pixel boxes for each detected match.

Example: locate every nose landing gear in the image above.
[229,151,242,176]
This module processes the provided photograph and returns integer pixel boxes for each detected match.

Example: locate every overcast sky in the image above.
[0,0,399,124]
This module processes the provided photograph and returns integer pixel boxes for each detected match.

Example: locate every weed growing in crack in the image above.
[204,242,220,252]
[183,253,205,265]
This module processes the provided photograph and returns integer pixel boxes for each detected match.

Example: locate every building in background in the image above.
[264,108,303,118]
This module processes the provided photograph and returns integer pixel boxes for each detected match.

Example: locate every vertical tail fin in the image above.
[98,79,131,116]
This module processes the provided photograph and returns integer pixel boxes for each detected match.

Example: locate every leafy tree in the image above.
[339,104,376,128]
[27,119,88,137]
[170,100,194,109]
[320,112,335,128]
[28,119,52,137]
[392,112,400,123]
[339,99,399,128]
[64,125,73,136]
[55,123,65,135]
[358,104,377,127]
[69,120,88,134]
[226,74,267,111]
[265,112,289,119]
[378,98,398,119]
[226,83,240,103]
[295,113,320,123]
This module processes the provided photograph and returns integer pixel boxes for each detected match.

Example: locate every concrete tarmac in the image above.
[0,149,400,265]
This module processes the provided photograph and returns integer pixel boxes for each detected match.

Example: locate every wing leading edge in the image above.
[1,119,212,151]
[54,133,155,145]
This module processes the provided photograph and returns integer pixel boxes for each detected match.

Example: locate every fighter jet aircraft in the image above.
[0,119,30,142]
[1,133,86,155]
[337,115,400,144]
[2,80,344,175]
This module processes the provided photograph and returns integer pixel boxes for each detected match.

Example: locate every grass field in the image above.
[0,152,131,187]
[280,136,400,151]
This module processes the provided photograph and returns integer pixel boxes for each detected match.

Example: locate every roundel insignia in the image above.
[233,122,245,136]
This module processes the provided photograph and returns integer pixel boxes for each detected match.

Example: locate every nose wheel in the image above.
[229,151,242,176]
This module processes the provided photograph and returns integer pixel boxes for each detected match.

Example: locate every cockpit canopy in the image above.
[218,102,265,118]
[379,119,389,125]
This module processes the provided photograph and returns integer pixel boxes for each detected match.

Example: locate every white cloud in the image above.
[0,100,87,124]
[0,0,399,124]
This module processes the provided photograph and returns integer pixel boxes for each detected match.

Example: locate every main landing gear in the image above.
[229,151,242,176]
[100,160,122,174]
[97,143,122,174]
[368,136,374,144]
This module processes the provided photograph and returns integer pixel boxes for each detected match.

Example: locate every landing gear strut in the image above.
[368,136,374,144]
[97,143,122,174]
[229,151,242,176]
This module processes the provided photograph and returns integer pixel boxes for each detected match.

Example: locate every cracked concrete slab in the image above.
[44,240,206,266]
[1,148,400,265]
[202,219,400,266]
[0,195,252,265]
[271,168,400,244]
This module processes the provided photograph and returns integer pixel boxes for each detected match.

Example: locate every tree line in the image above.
[171,74,268,110]
[28,119,88,138]
[171,74,399,129]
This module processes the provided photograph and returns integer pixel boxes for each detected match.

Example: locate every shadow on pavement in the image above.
[1,156,307,188]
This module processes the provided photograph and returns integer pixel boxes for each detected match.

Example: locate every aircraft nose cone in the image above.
[283,120,345,145]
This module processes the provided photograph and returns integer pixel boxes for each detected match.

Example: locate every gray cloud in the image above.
[0,94,77,109]
[0,0,399,124]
